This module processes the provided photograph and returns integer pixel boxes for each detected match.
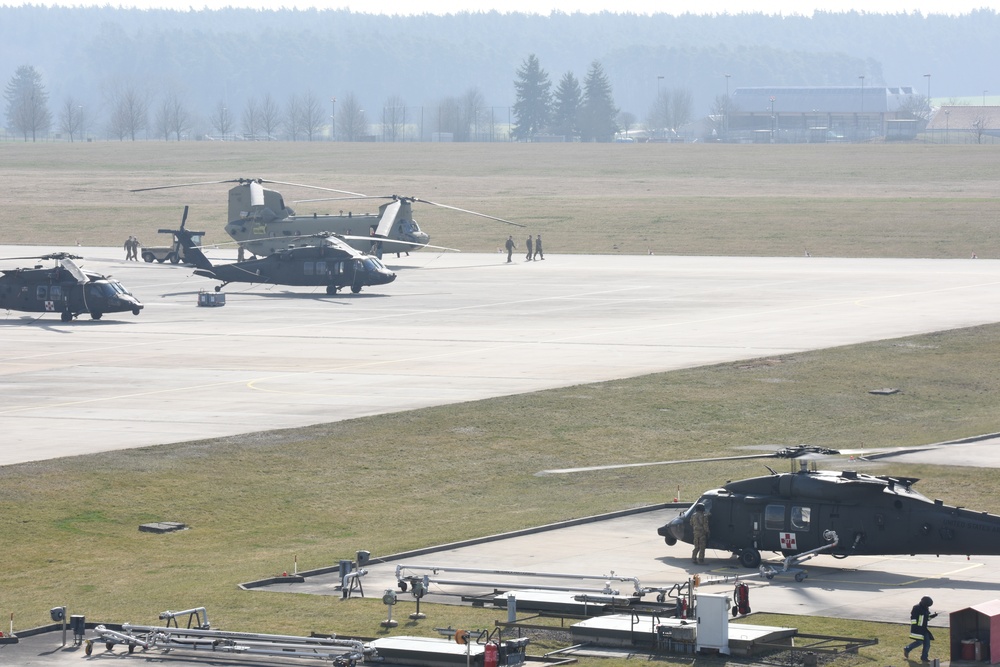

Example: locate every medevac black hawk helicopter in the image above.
[658,464,1000,569]
[0,252,143,322]
[132,178,524,258]
[174,208,396,294]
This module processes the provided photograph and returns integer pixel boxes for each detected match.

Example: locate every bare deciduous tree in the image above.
[59,97,84,142]
[381,93,407,142]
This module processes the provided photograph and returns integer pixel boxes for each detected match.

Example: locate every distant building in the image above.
[723,86,921,143]
[926,105,1000,143]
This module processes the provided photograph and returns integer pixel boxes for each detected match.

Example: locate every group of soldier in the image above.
[504,234,544,263]
[123,236,142,261]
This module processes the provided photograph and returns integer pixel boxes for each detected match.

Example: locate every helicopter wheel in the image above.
[214,285,222,292]
[91,312,103,321]
[132,308,141,316]
[60,311,73,323]
[351,285,362,294]
[326,285,339,295]
[738,548,762,569]
[85,641,93,656]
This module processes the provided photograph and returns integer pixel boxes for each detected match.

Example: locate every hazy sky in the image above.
[33,0,1000,13]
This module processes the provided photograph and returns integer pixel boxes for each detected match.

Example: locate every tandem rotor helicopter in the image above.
[173,207,397,294]
[0,252,143,322]
[657,459,1000,574]
[132,178,524,259]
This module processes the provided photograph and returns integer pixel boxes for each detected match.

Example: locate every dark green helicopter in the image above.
[0,252,143,322]
[658,464,1000,570]
[174,207,398,295]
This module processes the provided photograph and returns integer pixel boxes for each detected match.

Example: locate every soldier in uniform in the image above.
[505,235,516,263]
[691,503,709,564]
[525,234,533,261]
[533,234,544,260]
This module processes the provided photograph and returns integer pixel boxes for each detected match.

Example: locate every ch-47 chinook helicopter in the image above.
[174,208,396,295]
[657,464,1000,571]
[132,178,524,258]
[0,252,143,322]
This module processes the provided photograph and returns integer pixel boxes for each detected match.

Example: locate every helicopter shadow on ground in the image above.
[160,289,392,301]
[658,554,1000,593]
[0,316,133,331]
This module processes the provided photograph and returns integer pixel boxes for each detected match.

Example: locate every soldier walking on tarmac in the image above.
[505,235,516,263]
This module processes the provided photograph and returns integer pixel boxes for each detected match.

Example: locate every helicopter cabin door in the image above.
[761,502,815,554]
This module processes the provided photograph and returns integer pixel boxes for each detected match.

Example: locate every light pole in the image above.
[724,73,731,139]
[924,73,931,107]
[769,95,775,142]
[858,75,865,140]
[657,75,664,139]
[331,97,336,141]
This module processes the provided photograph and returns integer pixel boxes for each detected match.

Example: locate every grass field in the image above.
[2,141,1000,257]
[3,141,1000,666]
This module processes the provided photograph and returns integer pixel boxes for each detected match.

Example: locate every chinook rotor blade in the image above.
[410,197,524,227]
[129,179,248,193]
[250,181,265,208]
[374,199,402,237]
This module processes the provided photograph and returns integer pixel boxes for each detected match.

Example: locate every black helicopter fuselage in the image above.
[658,469,1000,568]
[178,227,396,294]
[0,266,143,322]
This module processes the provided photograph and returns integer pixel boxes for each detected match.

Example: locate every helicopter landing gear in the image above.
[738,548,762,569]
[61,310,73,323]
[214,285,222,292]
[91,312,103,320]
[326,285,340,295]
[351,285,362,294]
[132,307,141,316]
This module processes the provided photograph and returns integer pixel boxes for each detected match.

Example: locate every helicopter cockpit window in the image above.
[791,506,811,530]
[765,504,785,531]
[362,258,384,272]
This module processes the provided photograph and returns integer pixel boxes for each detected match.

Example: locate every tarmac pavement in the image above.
[5,248,1000,465]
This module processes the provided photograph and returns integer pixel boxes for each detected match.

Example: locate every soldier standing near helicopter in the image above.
[525,235,533,261]
[691,504,710,564]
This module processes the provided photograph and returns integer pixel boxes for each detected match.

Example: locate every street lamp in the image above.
[859,75,865,140]
[924,73,931,106]
[657,76,664,139]
[769,95,775,142]
[724,73,731,139]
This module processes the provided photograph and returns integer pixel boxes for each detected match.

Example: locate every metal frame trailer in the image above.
[87,623,371,664]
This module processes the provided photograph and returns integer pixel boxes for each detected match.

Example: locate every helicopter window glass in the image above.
[791,506,811,530]
[315,261,327,275]
[49,285,62,300]
[36,286,48,300]
[765,504,785,531]
[303,262,315,276]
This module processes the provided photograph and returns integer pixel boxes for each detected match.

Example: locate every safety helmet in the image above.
[921,596,933,607]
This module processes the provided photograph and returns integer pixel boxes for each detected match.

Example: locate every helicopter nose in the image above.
[657,515,685,546]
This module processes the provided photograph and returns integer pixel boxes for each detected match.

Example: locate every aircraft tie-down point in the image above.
[658,464,1000,573]
[173,206,397,295]
[0,252,143,322]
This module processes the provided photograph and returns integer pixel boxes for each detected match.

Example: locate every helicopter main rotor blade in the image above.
[374,199,402,237]
[292,195,395,204]
[260,180,367,197]
[250,181,265,208]
[340,235,460,252]
[129,179,247,193]
[410,197,524,227]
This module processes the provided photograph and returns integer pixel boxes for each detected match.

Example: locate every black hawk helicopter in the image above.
[658,464,1000,570]
[0,252,143,322]
[174,207,396,295]
[132,178,523,259]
